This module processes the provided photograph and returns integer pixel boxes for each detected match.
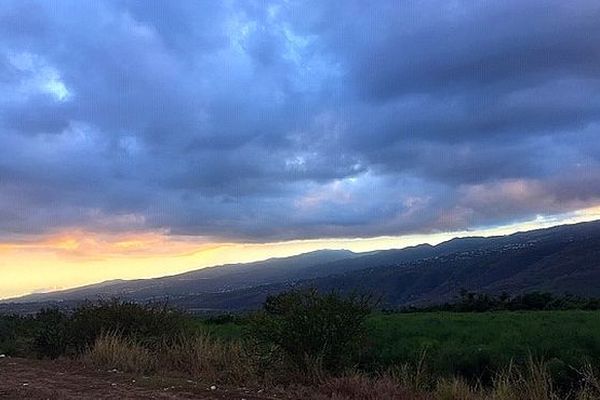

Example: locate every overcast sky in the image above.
[2,0,600,244]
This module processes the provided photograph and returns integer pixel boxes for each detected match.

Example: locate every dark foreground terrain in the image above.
[2,297,600,399]
[0,358,274,400]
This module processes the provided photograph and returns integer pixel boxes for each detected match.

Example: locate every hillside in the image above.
[3,220,600,313]
[4,249,358,303]
[155,221,600,311]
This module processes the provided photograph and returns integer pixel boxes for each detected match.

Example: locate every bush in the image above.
[34,308,70,358]
[248,288,375,376]
[32,299,190,358]
[68,299,189,352]
[0,314,37,357]
[408,290,600,313]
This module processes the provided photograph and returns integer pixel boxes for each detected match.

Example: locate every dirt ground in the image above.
[0,357,278,400]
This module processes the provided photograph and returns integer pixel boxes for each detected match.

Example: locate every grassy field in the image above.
[198,310,600,382]
[3,300,600,398]
[367,311,600,379]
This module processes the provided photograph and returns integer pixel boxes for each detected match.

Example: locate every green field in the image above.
[367,311,600,378]
[199,310,600,381]
[3,307,599,386]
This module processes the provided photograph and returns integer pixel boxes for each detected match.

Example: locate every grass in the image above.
[11,307,596,384]
[85,332,154,374]
[83,332,600,399]
[366,311,600,379]
[158,334,256,384]
[3,300,600,398]
[85,332,256,384]
[190,320,244,340]
[194,310,600,386]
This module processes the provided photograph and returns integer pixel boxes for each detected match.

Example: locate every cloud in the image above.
[1,0,600,241]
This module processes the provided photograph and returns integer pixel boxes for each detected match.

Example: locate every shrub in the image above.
[68,299,189,352]
[410,291,600,312]
[0,314,37,357]
[248,288,375,376]
[31,299,190,358]
[33,308,70,358]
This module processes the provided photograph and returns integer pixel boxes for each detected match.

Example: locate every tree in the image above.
[249,288,375,375]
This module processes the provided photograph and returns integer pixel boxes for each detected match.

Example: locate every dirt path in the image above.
[0,357,276,400]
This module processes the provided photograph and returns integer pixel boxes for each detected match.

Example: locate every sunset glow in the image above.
[2,206,600,299]
[3,1,600,302]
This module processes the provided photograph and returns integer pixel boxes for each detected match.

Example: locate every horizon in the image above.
[3,1,600,300]
[4,210,600,300]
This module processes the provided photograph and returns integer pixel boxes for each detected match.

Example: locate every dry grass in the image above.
[516,359,560,400]
[157,334,256,384]
[85,331,260,384]
[431,359,572,400]
[575,363,600,400]
[84,332,600,400]
[84,332,154,374]
[312,360,600,400]
[387,348,433,391]
[434,377,481,400]
[317,373,429,400]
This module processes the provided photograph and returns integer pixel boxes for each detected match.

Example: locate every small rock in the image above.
[22,383,29,386]
[210,385,217,390]
[0,354,6,358]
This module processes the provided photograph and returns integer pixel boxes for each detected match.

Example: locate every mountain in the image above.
[4,249,359,303]
[3,237,501,306]
[3,220,600,313]
[149,221,600,311]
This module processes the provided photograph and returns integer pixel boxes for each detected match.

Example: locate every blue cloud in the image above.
[1,0,600,241]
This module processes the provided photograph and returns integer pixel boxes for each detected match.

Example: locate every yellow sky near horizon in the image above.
[2,206,600,300]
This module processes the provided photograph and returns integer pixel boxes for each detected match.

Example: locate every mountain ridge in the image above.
[3,220,600,313]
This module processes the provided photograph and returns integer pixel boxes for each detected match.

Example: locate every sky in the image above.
[1,1,600,299]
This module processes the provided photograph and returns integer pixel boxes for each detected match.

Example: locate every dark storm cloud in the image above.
[290,1,600,100]
[1,0,600,241]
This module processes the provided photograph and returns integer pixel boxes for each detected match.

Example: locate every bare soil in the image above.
[0,357,278,400]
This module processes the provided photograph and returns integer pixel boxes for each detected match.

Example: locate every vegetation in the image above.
[66,299,189,351]
[1,290,600,399]
[366,310,600,386]
[0,313,37,357]
[0,299,189,358]
[402,290,600,312]
[248,289,375,375]
[85,332,254,383]
[197,308,600,389]
[315,361,600,400]
[85,332,154,374]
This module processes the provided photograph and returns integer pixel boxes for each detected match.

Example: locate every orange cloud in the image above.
[2,206,600,300]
